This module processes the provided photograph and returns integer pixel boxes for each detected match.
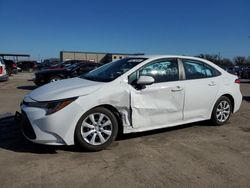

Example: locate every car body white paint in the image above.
[21,55,242,145]
[0,57,8,81]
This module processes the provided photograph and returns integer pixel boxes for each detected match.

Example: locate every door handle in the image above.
[208,81,216,86]
[171,86,183,92]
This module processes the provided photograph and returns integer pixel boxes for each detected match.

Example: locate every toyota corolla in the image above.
[19,55,242,151]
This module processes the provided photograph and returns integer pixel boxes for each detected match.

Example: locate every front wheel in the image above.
[211,96,232,126]
[75,107,118,151]
[49,76,61,83]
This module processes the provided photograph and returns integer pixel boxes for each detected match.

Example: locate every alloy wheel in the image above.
[50,78,60,82]
[216,100,231,122]
[80,113,112,146]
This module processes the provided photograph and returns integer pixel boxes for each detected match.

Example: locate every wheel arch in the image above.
[210,93,235,119]
[48,75,63,82]
[74,104,124,141]
[221,94,235,113]
[94,104,124,137]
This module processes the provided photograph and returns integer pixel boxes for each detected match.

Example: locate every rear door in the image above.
[129,58,185,129]
[180,59,220,121]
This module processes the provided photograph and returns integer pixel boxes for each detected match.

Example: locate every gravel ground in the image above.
[0,73,250,188]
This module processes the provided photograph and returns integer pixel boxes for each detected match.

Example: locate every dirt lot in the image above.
[0,73,250,188]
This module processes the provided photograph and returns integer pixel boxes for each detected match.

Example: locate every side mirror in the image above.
[137,75,155,85]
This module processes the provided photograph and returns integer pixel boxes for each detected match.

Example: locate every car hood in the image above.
[29,77,103,101]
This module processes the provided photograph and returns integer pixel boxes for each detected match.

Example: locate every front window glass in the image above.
[138,59,179,83]
[81,58,146,82]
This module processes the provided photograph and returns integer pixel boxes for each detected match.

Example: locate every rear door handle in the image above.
[171,86,183,92]
[208,81,216,86]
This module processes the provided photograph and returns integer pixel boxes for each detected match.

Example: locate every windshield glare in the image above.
[80,58,146,82]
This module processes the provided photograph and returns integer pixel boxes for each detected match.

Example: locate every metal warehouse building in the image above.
[60,51,144,64]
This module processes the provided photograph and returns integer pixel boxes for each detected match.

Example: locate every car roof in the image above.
[128,55,210,61]
[126,54,227,74]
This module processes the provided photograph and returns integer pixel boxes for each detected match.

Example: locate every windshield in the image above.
[80,58,146,82]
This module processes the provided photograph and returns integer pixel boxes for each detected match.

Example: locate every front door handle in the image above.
[208,81,216,86]
[171,86,183,92]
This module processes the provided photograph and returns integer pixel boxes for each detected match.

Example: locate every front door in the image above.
[129,59,185,129]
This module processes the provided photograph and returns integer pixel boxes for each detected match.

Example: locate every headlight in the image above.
[23,97,78,115]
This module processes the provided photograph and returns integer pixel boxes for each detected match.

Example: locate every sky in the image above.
[0,0,249,60]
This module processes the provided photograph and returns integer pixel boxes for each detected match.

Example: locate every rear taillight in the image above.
[12,64,17,68]
[235,79,240,84]
[0,66,3,74]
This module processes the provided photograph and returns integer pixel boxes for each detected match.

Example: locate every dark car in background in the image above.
[226,66,242,78]
[34,62,101,86]
[241,67,250,79]
[17,61,37,72]
[40,60,89,70]
[36,61,51,70]
[38,60,89,70]
[3,59,18,75]
[37,58,61,70]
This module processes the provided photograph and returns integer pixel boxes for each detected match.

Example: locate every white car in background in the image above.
[0,57,8,81]
[19,55,242,151]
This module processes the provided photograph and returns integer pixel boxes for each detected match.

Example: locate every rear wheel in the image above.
[211,96,232,126]
[75,107,118,151]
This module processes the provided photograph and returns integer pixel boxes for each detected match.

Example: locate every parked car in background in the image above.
[3,59,18,75]
[34,62,101,85]
[226,66,242,78]
[36,61,51,70]
[48,60,88,70]
[0,57,8,81]
[241,67,250,79]
[37,60,91,70]
[17,67,22,72]
[19,55,242,151]
[37,58,60,70]
[17,61,37,72]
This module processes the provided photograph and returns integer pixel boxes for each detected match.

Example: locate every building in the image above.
[60,51,144,64]
[0,53,30,62]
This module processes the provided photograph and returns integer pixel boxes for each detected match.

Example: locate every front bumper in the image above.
[16,111,36,140]
[19,100,84,145]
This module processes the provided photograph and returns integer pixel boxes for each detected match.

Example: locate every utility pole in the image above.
[218,52,221,62]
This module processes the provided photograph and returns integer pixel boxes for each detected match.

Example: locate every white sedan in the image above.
[19,55,242,151]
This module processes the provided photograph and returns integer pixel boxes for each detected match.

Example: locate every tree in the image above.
[246,56,250,65]
[220,58,233,66]
[197,54,220,64]
[233,56,246,66]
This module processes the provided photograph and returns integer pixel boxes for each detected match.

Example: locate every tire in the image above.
[211,96,232,126]
[75,107,118,151]
[49,76,61,83]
